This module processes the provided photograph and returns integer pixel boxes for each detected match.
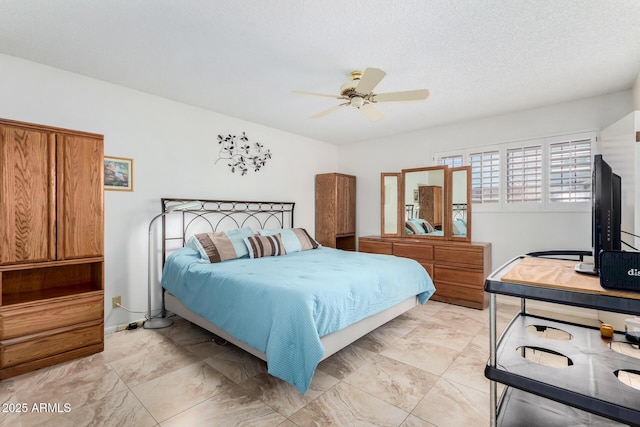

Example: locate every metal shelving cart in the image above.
[485,254,640,427]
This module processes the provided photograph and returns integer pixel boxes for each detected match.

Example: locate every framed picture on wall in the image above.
[104,156,134,191]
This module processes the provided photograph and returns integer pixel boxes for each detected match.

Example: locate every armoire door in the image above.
[336,174,356,236]
[0,124,55,264]
[56,133,104,259]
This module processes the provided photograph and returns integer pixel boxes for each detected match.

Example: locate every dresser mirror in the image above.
[380,165,472,241]
[381,173,402,236]
[401,166,447,240]
[449,166,471,242]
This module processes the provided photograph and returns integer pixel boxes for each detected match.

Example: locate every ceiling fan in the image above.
[293,67,429,121]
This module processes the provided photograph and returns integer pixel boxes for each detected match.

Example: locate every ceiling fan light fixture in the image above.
[350,96,365,108]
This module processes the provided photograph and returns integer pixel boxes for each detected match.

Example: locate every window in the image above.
[470,151,500,204]
[439,155,463,168]
[548,139,591,203]
[506,145,542,203]
[434,130,595,211]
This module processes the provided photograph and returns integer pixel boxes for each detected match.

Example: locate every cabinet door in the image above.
[336,174,356,235]
[57,134,104,259]
[0,125,55,264]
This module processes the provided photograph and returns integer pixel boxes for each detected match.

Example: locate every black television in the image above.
[575,154,621,275]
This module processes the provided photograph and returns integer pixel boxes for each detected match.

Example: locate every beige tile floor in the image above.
[1,299,625,427]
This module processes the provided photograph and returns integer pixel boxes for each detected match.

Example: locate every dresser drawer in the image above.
[419,262,433,278]
[393,243,433,262]
[432,281,486,306]
[434,246,484,268]
[0,293,103,340]
[433,265,485,287]
[359,239,393,255]
[0,320,103,368]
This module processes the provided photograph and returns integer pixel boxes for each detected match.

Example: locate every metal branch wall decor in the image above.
[215,132,272,175]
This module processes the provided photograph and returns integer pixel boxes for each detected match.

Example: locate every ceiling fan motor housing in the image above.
[340,70,364,96]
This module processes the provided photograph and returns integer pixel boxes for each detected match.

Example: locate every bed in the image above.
[158,198,436,393]
[404,204,468,237]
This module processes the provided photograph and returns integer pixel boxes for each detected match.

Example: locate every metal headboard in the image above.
[452,203,467,221]
[161,198,295,262]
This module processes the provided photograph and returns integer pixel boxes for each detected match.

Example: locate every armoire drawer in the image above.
[0,293,103,340]
[393,243,434,262]
[0,320,103,368]
[433,265,484,287]
[359,240,393,255]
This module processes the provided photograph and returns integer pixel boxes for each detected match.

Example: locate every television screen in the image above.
[575,155,621,275]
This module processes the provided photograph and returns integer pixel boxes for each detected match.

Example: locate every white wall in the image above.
[600,112,637,243]
[633,72,640,110]
[0,54,337,331]
[338,91,633,271]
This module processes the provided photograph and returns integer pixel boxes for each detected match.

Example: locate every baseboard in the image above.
[104,318,145,334]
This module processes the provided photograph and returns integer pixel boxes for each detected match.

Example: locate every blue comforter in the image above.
[161,247,435,393]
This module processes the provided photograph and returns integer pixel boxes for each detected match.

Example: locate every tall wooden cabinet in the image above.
[315,173,356,250]
[0,118,104,380]
[418,185,443,229]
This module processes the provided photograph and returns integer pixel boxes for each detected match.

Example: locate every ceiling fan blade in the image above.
[355,68,387,95]
[311,103,348,119]
[359,103,384,121]
[371,89,430,103]
[293,90,344,99]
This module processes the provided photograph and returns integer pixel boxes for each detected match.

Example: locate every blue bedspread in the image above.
[161,246,435,393]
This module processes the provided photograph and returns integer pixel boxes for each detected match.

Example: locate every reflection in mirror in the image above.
[450,166,471,241]
[381,173,401,236]
[402,167,446,239]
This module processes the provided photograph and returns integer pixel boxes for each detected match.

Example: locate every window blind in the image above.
[439,155,463,168]
[470,151,500,203]
[548,139,591,203]
[506,145,542,203]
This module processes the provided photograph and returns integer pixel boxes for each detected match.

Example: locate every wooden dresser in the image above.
[0,118,104,379]
[359,236,491,309]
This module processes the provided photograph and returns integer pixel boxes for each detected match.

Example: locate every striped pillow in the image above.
[190,232,242,263]
[258,228,320,252]
[244,234,287,258]
[187,227,254,263]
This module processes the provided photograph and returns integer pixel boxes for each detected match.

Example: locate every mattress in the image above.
[161,246,435,393]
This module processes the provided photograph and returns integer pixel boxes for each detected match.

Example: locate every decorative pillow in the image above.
[405,221,423,234]
[452,223,460,235]
[187,227,254,263]
[453,219,467,235]
[244,234,286,258]
[409,218,434,233]
[258,228,320,253]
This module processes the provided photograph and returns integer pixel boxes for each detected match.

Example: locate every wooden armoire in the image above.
[0,118,104,380]
[418,185,443,229]
[315,173,356,250]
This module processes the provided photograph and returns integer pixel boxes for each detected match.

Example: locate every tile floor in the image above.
[0,299,626,427]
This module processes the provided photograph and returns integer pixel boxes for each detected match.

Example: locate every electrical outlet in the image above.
[112,296,122,309]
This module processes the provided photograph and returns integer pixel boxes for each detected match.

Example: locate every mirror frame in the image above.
[401,166,449,240]
[380,173,402,237]
[447,166,472,242]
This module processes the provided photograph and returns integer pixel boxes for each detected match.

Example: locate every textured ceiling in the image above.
[1,0,639,145]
